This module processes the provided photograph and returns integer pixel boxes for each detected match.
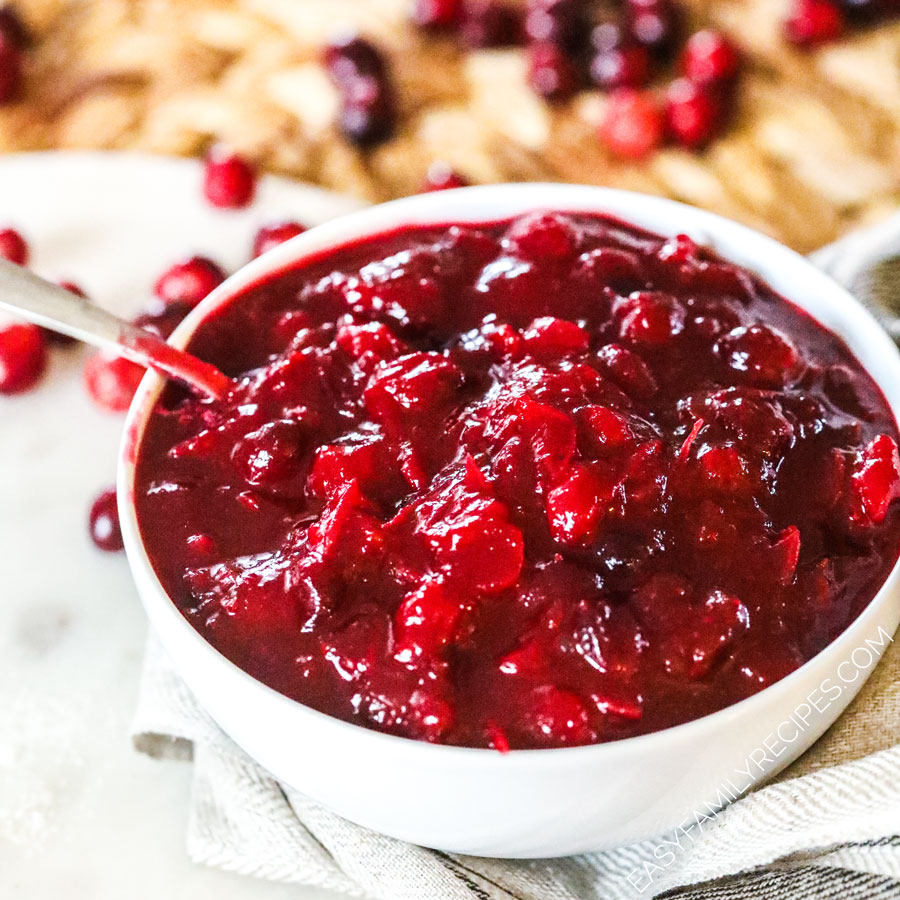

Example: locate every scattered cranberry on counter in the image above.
[252,221,307,258]
[680,29,741,86]
[528,41,580,100]
[0,226,28,264]
[413,0,463,29]
[0,322,45,393]
[626,0,682,57]
[423,161,470,191]
[785,0,846,44]
[460,0,523,47]
[83,352,145,413]
[88,488,124,552]
[0,29,21,104]
[590,35,651,90]
[665,77,722,149]
[153,256,226,309]
[524,0,586,51]
[600,88,665,159]
[203,146,256,209]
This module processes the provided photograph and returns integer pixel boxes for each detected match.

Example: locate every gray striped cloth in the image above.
[133,216,900,900]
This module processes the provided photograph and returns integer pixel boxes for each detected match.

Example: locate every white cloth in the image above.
[133,217,900,900]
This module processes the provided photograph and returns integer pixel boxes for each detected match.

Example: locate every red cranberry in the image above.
[506,211,577,261]
[524,0,584,50]
[681,30,741,86]
[423,161,470,192]
[232,419,307,486]
[0,226,27,264]
[599,88,664,159]
[393,579,461,663]
[665,77,722,150]
[461,1,522,47]
[698,445,748,491]
[617,291,683,346]
[715,324,800,388]
[523,316,589,356]
[596,343,657,398]
[89,488,124,552]
[527,42,580,100]
[547,465,609,544]
[252,221,306,258]
[580,405,632,448]
[324,33,387,85]
[851,434,900,525]
[0,322,45,393]
[524,685,594,745]
[339,84,396,147]
[83,353,144,412]
[0,32,21,104]
[153,256,226,309]
[785,0,845,45]
[413,0,463,28]
[186,533,217,559]
[590,43,651,90]
[203,146,256,209]
[626,0,681,57]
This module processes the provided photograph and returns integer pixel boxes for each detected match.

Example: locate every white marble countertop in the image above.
[0,152,358,897]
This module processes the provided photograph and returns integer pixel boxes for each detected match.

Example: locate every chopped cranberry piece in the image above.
[697,444,749,491]
[413,0,463,28]
[485,721,511,752]
[252,221,306,258]
[599,88,664,160]
[83,353,144,412]
[683,590,749,679]
[596,343,657,398]
[308,437,388,499]
[547,464,610,545]
[580,405,632,449]
[0,322,45,393]
[522,316,589,357]
[850,435,900,525]
[715,324,800,388]
[590,43,651,90]
[89,488,124,552]
[0,226,27,264]
[203,146,256,209]
[460,0,523,47]
[524,685,594,746]
[771,525,802,585]
[0,31,21,104]
[681,30,741,86]
[364,352,462,423]
[785,0,845,45]
[527,41,580,101]
[394,579,462,664]
[153,256,226,309]
[665,77,722,149]
[423,161,470,192]
[231,419,308,486]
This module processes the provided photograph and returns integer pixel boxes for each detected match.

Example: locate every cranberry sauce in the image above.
[134,211,900,750]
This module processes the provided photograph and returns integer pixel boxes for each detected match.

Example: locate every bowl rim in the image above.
[118,182,900,765]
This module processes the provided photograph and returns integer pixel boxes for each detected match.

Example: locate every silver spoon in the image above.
[0,259,231,400]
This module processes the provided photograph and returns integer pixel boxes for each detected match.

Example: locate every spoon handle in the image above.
[0,259,231,400]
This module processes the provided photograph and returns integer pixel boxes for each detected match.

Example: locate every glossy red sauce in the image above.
[134,211,900,749]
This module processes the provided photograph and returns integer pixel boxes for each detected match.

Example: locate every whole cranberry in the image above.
[153,256,226,308]
[527,41,580,100]
[590,43,651,89]
[83,352,145,412]
[423,161,470,191]
[461,0,523,47]
[252,221,306,258]
[524,0,584,50]
[324,33,387,85]
[339,91,397,147]
[626,0,681,57]
[599,88,664,160]
[0,322,45,393]
[413,0,463,28]
[665,77,722,149]
[203,145,256,209]
[681,30,741,86]
[0,226,28,264]
[715,323,800,388]
[88,488,124,552]
[785,0,845,45]
[0,31,21,104]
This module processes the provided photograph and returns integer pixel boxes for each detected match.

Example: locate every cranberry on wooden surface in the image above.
[527,41,580,100]
[524,0,584,49]
[0,31,21,104]
[461,0,522,47]
[89,488,124,552]
[590,42,651,89]
[253,221,306,258]
[626,0,681,57]
[785,0,846,45]
[665,77,722,149]
[153,256,226,308]
[0,322,45,393]
[83,352,144,412]
[0,226,28,264]
[203,145,256,209]
[324,34,387,85]
[599,88,664,159]
[681,30,741,86]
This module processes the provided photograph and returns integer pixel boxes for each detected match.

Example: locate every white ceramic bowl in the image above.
[119,184,900,858]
